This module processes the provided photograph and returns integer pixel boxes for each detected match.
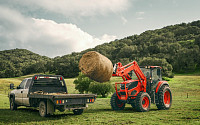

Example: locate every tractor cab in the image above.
[140,66,162,84]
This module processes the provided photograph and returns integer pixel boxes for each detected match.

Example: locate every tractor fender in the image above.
[155,81,169,93]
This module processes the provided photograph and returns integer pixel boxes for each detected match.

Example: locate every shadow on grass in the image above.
[86,107,158,114]
[0,108,75,124]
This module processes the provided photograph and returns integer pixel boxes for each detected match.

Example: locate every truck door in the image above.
[22,79,32,106]
[15,79,27,105]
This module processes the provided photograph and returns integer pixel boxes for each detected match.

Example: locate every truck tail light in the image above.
[60,77,63,80]
[56,100,64,104]
[87,98,94,103]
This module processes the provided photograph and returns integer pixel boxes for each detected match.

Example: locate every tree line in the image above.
[0,20,200,78]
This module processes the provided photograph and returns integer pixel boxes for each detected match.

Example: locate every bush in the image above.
[89,81,114,98]
[73,72,93,94]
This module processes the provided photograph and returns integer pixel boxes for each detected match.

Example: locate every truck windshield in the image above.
[33,78,64,87]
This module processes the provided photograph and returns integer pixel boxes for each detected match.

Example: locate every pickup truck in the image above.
[9,75,96,117]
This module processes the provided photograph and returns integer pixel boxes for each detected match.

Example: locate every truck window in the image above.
[25,79,32,89]
[19,79,27,89]
[33,78,63,87]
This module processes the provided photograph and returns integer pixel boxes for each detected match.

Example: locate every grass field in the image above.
[0,75,199,125]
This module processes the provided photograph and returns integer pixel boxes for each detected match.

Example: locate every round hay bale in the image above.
[79,51,113,83]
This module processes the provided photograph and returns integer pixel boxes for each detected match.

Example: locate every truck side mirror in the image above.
[10,83,14,89]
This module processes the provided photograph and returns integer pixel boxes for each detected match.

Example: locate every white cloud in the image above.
[0,6,117,57]
[15,0,130,17]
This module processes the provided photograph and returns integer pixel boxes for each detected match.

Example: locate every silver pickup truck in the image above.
[9,75,96,117]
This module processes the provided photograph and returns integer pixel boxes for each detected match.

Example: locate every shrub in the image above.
[89,81,114,97]
[73,72,93,93]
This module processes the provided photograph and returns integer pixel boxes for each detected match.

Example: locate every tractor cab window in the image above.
[141,68,150,79]
[129,70,138,80]
[152,68,162,83]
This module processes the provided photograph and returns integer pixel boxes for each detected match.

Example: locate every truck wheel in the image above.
[10,98,17,110]
[39,101,48,117]
[110,92,125,110]
[135,92,151,112]
[73,109,83,115]
[156,85,172,110]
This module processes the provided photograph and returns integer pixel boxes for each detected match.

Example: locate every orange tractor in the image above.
[111,61,172,112]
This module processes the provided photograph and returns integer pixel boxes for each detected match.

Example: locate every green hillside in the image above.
[0,49,51,78]
[1,20,200,78]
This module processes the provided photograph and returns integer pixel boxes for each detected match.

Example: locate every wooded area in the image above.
[0,20,200,78]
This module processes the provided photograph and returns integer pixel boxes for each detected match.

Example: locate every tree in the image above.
[89,81,114,97]
[73,72,93,93]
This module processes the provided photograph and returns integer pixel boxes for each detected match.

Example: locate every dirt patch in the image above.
[79,51,113,83]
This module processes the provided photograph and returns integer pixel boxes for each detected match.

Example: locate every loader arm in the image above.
[112,61,147,91]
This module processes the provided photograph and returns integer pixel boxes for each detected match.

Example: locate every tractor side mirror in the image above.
[10,83,14,89]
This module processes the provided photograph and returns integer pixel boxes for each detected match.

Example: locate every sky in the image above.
[0,0,199,57]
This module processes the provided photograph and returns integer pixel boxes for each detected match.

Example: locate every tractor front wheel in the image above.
[156,85,172,110]
[135,92,151,112]
[110,92,125,110]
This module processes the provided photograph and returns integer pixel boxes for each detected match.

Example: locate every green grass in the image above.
[0,75,200,124]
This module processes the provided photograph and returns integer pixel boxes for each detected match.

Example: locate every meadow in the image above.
[0,75,199,125]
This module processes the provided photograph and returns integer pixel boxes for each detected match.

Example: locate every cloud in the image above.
[14,0,130,17]
[0,6,117,57]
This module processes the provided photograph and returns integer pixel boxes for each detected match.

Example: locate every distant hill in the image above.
[0,49,51,78]
[1,20,200,78]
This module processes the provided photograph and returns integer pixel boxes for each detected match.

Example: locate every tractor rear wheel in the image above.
[110,92,125,110]
[156,85,172,110]
[135,92,151,112]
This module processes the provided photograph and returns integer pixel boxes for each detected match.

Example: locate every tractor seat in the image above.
[127,81,138,90]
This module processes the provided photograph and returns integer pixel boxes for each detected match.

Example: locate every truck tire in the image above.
[10,97,17,110]
[156,85,172,110]
[73,109,83,115]
[110,92,125,110]
[39,101,48,117]
[135,92,151,112]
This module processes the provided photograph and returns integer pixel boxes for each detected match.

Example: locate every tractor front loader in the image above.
[111,61,172,112]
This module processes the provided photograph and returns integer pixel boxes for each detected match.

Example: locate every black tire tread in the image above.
[10,97,17,110]
[156,85,172,110]
[135,92,151,112]
[110,92,125,110]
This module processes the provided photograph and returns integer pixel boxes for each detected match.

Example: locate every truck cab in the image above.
[10,78,32,106]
